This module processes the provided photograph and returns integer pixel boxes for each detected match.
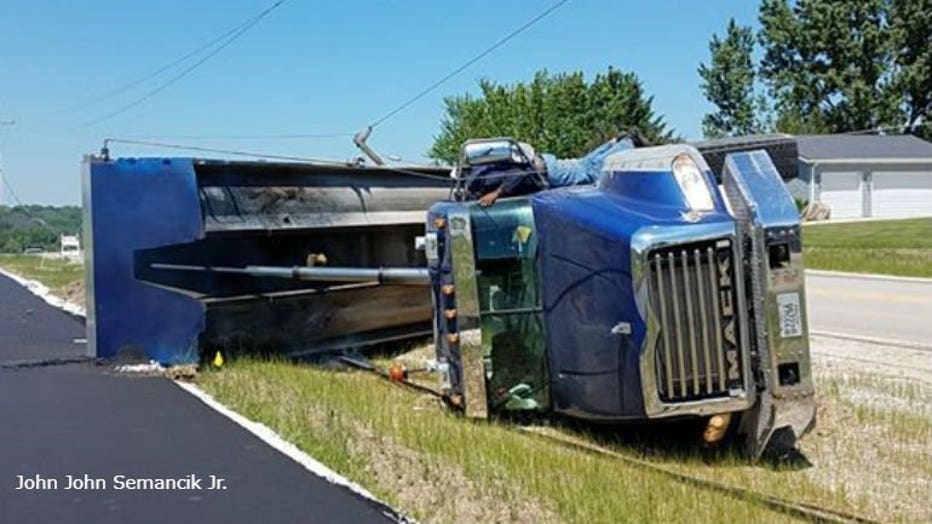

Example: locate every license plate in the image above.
[776,292,803,338]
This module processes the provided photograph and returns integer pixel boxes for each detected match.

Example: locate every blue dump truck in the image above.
[83,136,813,457]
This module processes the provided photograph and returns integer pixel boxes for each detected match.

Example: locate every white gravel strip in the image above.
[811,334,932,385]
[811,330,932,352]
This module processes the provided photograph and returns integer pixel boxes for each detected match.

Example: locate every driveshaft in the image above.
[150,263,431,286]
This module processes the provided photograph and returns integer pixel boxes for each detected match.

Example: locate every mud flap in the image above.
[739,391,779,459]
[740,388,819,459]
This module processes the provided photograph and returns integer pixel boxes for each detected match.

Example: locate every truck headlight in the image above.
[672,154,715,212]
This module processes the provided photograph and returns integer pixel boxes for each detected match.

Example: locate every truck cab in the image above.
[425,139,816,456]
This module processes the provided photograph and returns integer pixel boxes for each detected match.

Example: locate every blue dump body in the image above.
[83,156,450,364]
[83,158,205,363]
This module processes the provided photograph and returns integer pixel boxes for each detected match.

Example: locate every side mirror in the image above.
[460,138,530,167]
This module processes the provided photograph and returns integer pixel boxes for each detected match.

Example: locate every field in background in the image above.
[802,217,932,277]
[0,254,84,295]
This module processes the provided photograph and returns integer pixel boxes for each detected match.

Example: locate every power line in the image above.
[66,5,273,113]
[0,175,59,238]
[113,132,354,141]
[103,137,455,182]
[368,0,570,129]
[104,137,351,165]
[79,0,287,128]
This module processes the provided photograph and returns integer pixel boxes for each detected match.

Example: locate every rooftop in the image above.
[798,134,932,162]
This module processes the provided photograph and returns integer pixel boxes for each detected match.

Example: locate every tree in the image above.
[698,19,761,138]
[428,68,673,164]
[757,0,902,134]
[888,0,932,139]
[0,205,82,253]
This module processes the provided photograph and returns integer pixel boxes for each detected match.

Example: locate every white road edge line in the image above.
[0,268,412,523]
[811,330,932,352]
[805,269,932,284]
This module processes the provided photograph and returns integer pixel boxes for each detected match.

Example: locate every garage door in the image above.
[872,172,932,218]
[819,172,863,218]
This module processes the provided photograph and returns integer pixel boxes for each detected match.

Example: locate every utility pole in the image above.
[0,118,15,209]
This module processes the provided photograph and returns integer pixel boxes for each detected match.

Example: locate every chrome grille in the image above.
[649,239,743,402]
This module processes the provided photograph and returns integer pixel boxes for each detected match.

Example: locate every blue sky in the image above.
[0,0,760,205]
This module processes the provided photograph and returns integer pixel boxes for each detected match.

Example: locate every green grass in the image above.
[0,254,84,292]
[198,359,856,524]
[802,218,932,277]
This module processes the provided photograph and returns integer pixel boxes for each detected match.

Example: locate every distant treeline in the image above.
[0,205,82,253]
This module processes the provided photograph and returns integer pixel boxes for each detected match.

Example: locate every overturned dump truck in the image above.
[83,136,814,456]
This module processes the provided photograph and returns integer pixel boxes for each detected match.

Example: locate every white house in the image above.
[797,134,932,219]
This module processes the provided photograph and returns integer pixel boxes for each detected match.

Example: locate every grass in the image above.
[802,217,932,277]
[200,358,890,524]
[0,254,84,293]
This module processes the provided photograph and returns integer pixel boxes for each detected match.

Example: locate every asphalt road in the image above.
[0,274,396,524]
[806,271,932,347]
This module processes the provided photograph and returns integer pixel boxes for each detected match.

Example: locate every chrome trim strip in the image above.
[708,247,727,392]
[681,250,700,395]
[447,206,489,419]
[694,249,713,395]
[668,252,687,398]
[654,254,675,397]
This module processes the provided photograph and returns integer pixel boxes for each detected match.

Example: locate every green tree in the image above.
[698,19,762,138]
[428,68,673,164]
[0,205,82,253]
[888,0,932,139]
[757,0,902,134]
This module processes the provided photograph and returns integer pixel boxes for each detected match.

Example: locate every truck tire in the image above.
[690,134,799,182]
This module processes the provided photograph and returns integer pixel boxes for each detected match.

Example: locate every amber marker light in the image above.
[387,362,406,382]
[433,217,447,229]
[444,309,457,319]
[446,333,459,345]
[442,284,455,296]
